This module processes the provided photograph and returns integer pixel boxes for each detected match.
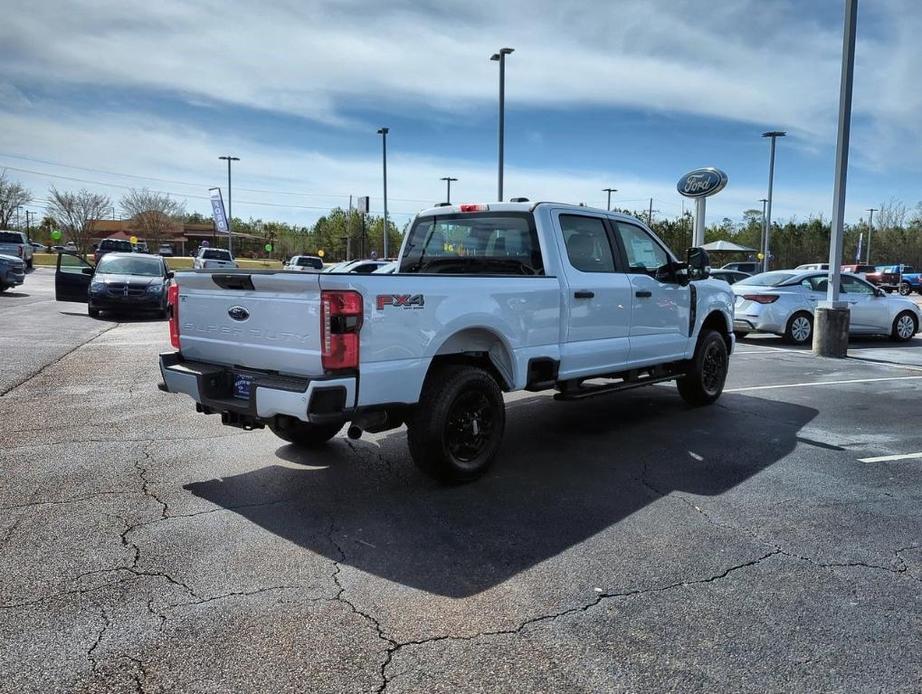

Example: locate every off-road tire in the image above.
[88,305,100,318]
[407,364,506,484]
[891,311,918,342]
[677,329,729,407]
[899,281,912,296]
[784,311,814,345]
[269,418,342,447]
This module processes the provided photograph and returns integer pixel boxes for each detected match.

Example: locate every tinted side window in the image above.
[614,223,669,275]
[559,215,614,273]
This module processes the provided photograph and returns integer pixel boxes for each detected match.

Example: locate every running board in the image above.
[554,372,680,401]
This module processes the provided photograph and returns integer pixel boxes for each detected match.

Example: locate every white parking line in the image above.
[858,452,922,463]
[726,375,922,392]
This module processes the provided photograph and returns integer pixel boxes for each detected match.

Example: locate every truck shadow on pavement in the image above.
[185,389,817,598]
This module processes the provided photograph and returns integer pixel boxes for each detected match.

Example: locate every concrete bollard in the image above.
[812,306,850,357]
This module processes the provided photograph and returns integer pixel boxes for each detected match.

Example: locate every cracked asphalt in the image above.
[2,269,921,693]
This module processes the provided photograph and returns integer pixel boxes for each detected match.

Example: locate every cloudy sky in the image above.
[1,0,920,228]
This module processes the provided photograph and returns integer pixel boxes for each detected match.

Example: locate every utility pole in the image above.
[490,47,514,201]
[759,198,768,262]
[602,187,617,211]
[866,207,877,264]
[813,0,858,358]
[441,177,458,204]
[647,198,653,226]
[377,128,389,258]
[24,210,32,239]
[219,155,240,256]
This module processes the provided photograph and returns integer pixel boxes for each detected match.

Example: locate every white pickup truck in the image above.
[159,202,734,482]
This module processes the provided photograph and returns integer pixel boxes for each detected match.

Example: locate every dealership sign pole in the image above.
[676,168,728,247]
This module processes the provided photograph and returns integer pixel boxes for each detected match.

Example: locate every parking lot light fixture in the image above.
[761,131,786,273]
[440,177,458,204]
[491,47,514,201]
[218,156,240,256]
[603,188,618,211]
[377,128,389,258]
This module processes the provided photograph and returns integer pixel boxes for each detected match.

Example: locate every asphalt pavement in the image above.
[1,268,921,693]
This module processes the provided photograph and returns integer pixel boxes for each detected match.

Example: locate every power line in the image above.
[0,163,419,217]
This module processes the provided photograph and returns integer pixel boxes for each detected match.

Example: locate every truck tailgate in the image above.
[176,271,323,377]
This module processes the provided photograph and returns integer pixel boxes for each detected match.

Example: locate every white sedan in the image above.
[732,270,920,345]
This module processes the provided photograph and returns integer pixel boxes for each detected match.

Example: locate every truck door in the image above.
[55,252,94,303]
[555,212,633,379]
[611,221,692,364]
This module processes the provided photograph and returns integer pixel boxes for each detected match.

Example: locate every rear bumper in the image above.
[1,268,25,286]
[158,352,356,425]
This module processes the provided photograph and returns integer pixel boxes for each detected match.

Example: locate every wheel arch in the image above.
[700,309,732,352]
[427,327,516,391]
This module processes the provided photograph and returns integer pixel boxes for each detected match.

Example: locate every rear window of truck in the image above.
[0,232,24,243]
[400,212,543,275]
[202,249,232,260]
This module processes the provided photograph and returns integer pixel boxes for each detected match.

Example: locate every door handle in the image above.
[574,291,594,299]
[635,290,653,298]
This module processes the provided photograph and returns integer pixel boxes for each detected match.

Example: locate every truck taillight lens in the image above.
[742,294,779,304]
[167,284,180,349]
[459,203,489,213]
[321,290,363,370]
[17,247,23,258]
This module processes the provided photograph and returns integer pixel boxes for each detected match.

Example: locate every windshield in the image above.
[296,257,322,268]
[96,255,164,276]
[0,231,24,243]
[400,212,543,275]
[735,271,798,287]
[202,249,231,260]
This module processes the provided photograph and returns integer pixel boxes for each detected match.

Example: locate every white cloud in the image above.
[0,108,876,229]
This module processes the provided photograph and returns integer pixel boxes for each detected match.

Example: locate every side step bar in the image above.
[554,367,683,401]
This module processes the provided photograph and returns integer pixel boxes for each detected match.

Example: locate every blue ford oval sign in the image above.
[228,306,249,322]
[677,168,728,198]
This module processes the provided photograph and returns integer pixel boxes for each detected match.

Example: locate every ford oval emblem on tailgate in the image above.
[228,306,250,322]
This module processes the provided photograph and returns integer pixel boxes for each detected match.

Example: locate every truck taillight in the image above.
[459,203,489,213]
[17,246,23,258]
[321,290,363,370]
[167,284,180,349]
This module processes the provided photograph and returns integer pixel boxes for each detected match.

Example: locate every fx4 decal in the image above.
[376,294,425,310]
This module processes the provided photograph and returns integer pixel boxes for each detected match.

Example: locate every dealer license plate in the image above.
[233,374,253,400]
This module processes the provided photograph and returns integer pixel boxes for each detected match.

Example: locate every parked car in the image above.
[322,259,390,274]
[94,238,133,264]
[794,263,829,271]
[285,255,324,272]
[30,242,47,252]
[159,201,734,483]
[732,270,920,345]
[371,261,398,274]
[158,244,174,257]
[0,230,34,269]
[874,264,921,295]
[710,269,750,285]
[53,252,173,318]
[720,261,761,274]
[841,264,876,280]
[0,253,26,291]
[193,247,237,270]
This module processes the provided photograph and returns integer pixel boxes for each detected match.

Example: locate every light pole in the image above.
[814,0,858,358]
[761,130,786,272]
[490,47,514,201]
[866,207,877,264]
[377,128,389,259]
[759,198,768,261]
[441,177,458,204]
[219,155,240,256]
[602,187,617,211]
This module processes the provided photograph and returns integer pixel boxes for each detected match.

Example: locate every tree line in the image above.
[2,169,920,266]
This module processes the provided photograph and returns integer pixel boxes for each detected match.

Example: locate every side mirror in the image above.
[81,267,94,276]
[166,271,175,279]
[686,247,710,281]
[874,287,886,297]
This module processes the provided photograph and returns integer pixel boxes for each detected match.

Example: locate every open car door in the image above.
[55,252,94,303]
